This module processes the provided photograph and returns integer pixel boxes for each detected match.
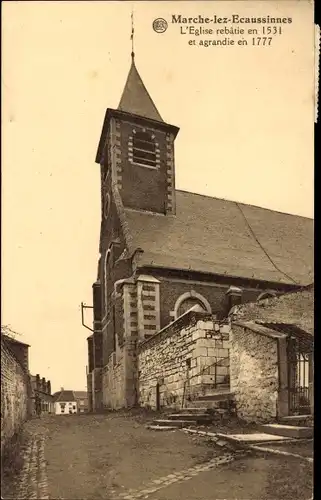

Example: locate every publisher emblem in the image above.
[153,18,168,33]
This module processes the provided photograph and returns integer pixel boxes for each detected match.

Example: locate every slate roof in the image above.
[53,390,76,403]
[118,59,163,122]
[124,190,313,286]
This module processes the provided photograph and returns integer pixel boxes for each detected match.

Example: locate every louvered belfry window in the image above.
[132,130,157,167]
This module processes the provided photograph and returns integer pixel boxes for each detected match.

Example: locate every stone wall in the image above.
[102,351,125,410]
[230,323,279,422]
[137,312,231,410]
[92,367,103,411]
[1,337,31,453]
[232,285,314,334]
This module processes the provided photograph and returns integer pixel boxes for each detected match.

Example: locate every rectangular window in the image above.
[132,131,157,167]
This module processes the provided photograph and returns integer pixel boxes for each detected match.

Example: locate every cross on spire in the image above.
[130,8,135,60]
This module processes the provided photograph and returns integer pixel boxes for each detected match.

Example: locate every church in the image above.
[86,52,313,412]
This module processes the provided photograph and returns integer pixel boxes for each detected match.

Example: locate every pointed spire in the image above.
[130,8,135,61]
[117,10,163,122]
[118,61,163,122]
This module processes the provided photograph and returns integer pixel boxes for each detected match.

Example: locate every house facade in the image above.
[53,390,88,414]
[73,391,89,413]
[86,54,314,413]
[30,374,54,414]
[53,390,78,415]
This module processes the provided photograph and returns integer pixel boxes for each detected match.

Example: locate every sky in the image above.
[2,1,314,393]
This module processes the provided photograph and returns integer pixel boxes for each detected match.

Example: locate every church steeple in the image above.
[117,9,163,122]
[118,59,164,122]
[95,16,179,215]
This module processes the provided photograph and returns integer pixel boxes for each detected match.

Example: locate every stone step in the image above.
[153,419,197,428]
[167,413,214,423]
[217,432,292,445]
[181,407,214,414]
[279,415,313,427]
[146,425,177,431]
[197,391,234,402]
[258,424,313,439]
[186,400,231,410]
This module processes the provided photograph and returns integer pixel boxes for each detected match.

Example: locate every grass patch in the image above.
[263,455,313,500]
[1,429,30,499]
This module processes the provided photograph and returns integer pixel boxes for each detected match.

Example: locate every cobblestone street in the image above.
[2,413,313,500]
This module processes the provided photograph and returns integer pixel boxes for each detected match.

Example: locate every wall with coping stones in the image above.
[1,337,31,453]
[230,324,279,422]
[137,312,231,410]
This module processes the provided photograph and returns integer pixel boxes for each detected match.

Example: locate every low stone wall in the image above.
[1,337,31,453]
[230,323,279,422]
[137,312,231,410]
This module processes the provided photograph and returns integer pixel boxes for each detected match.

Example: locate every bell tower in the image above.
[95,53,179,215]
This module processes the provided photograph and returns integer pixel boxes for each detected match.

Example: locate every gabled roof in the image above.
[118,59,163,122]
[53,390,76,403]
[124,190,313,286]
[73,391,87,399]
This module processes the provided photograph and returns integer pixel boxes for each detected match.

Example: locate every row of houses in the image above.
[30,377,89,415]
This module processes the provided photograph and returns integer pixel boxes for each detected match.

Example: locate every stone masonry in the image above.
[231,285,314,335]
[1,336,31,454]
[137,312,231,410]
[230,323,279,422]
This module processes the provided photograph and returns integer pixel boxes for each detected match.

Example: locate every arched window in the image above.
[171,291,212,320]
[257,291,277,301]
[132,130,156,167]
[177,298,207,318]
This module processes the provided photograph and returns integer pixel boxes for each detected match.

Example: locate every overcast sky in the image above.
[2,1,314,392]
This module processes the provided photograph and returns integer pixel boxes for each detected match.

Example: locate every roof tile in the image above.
[124,190,313,285]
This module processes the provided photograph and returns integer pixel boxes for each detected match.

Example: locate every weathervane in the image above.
[131,8,135,60]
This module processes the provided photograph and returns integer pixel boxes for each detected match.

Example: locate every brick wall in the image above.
[1,337,31,453]
[158,278,267,326]
[230,324,279,422]
[117,120,170,214]
[137,312,231,410]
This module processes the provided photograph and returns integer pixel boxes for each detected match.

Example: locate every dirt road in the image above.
[2,413,313,500]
